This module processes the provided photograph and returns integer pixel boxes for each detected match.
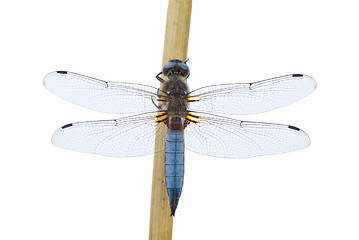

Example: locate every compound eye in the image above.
[179,64,190,77]
[162,62,177,76]
[178,62,187,68]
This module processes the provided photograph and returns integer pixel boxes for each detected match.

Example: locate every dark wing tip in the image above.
[61,123,73,129]
[292,74,304,77]
[288,125,301,131]
[56,71,68,74]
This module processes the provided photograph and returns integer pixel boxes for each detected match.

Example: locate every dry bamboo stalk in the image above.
[149,1,192,239]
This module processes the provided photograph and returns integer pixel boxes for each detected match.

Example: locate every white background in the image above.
[1,0,358,239]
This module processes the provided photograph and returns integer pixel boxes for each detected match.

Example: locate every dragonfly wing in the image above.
[43,71,158,114]
[184,112,310,158]
[51,112,166,158]
[189,74,316,115]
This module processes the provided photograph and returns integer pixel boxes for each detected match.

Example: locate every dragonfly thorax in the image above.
[163,80,188,95]
[164,80,188,130]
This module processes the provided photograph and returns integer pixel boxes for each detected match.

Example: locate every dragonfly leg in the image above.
[151,95,160,109]
[156,72,165,83]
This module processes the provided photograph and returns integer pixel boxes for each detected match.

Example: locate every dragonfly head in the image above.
[162,60,190,80]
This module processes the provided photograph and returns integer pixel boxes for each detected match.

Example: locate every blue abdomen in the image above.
[165,129,185,216]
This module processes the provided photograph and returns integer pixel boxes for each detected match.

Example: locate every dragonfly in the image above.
[43,60,316,216]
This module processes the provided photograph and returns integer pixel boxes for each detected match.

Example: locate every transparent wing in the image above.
[184,112,310,158]
[189,74,316,115]
[43,71,158,114]
[51,112,166,158]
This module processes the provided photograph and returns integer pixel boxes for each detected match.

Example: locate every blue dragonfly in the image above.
[43,60,316,216]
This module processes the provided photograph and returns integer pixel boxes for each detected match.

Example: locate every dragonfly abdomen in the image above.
[165,129,185,216]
